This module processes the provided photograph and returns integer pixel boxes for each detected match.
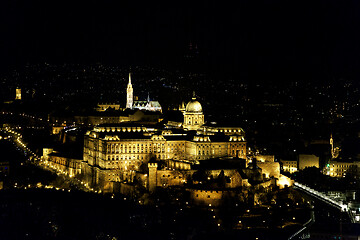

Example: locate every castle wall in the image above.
[206,169,245,188]
[47,155,82,177]
[255,155,275,162]
[119,182,136,196]
[277,175,294,188]
[257,162,280,178]
[166,159,191,170]
[188,189,242,207]
[155,170,194,188]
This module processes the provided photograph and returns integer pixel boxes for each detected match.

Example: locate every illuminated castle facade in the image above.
[42,91,289,195]
[81,94,248,192]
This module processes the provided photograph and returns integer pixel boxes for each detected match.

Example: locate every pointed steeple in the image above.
[126,72,133,109]
[147,92,150,102]
[330,134,333,144]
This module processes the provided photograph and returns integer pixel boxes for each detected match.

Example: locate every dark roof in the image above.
[97,132,151,140]
[208,134,230,142]
[237,169,248,179]
[166,128,188,134]
[76,110,129,117]
[203,120,244,128]
[96,122,158,128]
[192,158,246,170]
[130,110,163,116]
[148,157,157,164]
[164,110,184,122]
[49,149,83,160]
[163,135,192,141]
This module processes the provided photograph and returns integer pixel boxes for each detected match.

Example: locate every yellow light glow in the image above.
[278,175,292,188]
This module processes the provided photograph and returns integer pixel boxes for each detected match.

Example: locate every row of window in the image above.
[107,143,185,151]
[161,175,183,179]
[219,129,243,133]
[107,160,135,165]
[334,164,352,168]
[231,144,246,148]
[108,143,162,148]
[107,148,166,154]
[107,155,145,161]
[197,145,223,148]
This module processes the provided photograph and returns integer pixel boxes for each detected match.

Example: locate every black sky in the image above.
[1,0,360,81]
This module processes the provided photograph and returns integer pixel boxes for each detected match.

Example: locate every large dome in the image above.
[186,99,202,112]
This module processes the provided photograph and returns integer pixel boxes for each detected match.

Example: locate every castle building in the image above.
[81,94,247,192]
[44,90,289,194]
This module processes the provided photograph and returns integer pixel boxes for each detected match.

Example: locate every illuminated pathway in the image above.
[1,127,93,193]
[293,182,356,223]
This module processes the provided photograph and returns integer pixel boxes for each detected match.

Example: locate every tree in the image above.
[217,170,227,188]
[192,169,210,183]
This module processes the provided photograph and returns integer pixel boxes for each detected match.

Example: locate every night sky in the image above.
[1,0,360,81]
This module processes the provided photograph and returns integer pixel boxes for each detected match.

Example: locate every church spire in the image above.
[126,72,133,109]
[330,133,334,155]
[147,92,150,102]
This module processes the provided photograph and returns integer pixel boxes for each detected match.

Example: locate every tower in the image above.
[148,162,158,192]
[330,134,340,159]
[330,134,334,155]
[15,88,21,100]
[126,73,133,109]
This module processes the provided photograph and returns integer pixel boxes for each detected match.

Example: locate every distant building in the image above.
[280,159,298,173]
[95,103,121,112]
[257,161,281,179]
[52,126,64,135]
[253,155,281,178]
[133,99,162,112]
[15,88,21,100]
[298,154,319,170]
[255,155,275,163]
[126,73,162,112]
[328,160,360,177]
